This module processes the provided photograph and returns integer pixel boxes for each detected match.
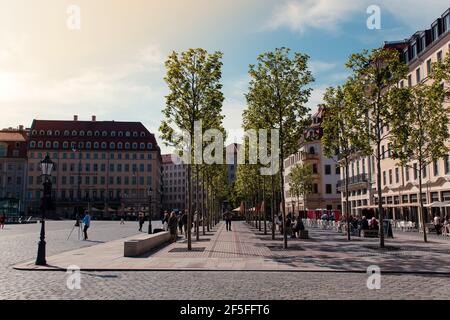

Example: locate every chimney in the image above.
[19,125,24,131]
[92,115,96,122]
[73,115,78,121]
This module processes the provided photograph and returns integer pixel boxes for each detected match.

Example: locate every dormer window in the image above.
[133,131,138,137]
[46,130,52,136]
[94,131,100,137]
[79,131,85,136]
[87,131,93,136]
[102,131,107,137]
[39,130,45,136]
[444,13,450,32]
[125,131,131,137]
[54,130,60,136]
[32,130,38,136]
[432,24,439,41]
[64,130,70,136]
[111,131,116,137]
[118,131,123,137]
[140,132,145,137]
[72,130,78,136]
[411,42,417,58]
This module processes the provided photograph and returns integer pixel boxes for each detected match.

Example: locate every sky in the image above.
[1,0,449,154]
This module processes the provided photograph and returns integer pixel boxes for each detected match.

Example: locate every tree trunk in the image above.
[271,175,275,240]
[201,171,205,236]
[263,177,267,235]
[187,164,192,251]
[418,164,428,242]
[345,160,351,241]
[195,165,200,241]
[376,141,385,248]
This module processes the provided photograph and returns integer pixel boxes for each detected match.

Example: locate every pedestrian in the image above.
[369,217,378,230]
[138,212,145,232]
[182,210,189,237]
[193,211,198,235]
[224,210,232,231]
[120,212,125,225]
[434,214,442,235]
[82,210,91,240]
[0,214,5,229]
[162,211,169,231]
[178,213,183,235]
[168,211,178,242]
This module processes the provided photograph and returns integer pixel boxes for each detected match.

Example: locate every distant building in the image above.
[0,125,28,216]
[161,154,187,212]
[26,115,162,218]
[283,106,342,214]
[226,143,241,184]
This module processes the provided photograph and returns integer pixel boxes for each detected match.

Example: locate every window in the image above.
[79,131,85,136]
[71,130,77,136]
[399,80,404,88]
[87,131,93,136]
[313,183,318,194]
[395,168,399,183]
[433,160,439,176]
[423,165,427,178]
[118,142,123,149]
[133,131,138,137]
[86,142,91,149]
[53,141,59,149]
[444,14,450,32]
[427,59,432,76]
[312,164,318,174]
[420,35,426,51]
[102,131,107,137]
[411,42,417,58]
[408,75,412,87]
[416,68,421,83]
[444,155,450,174]
[381,145,385,159]
[432,25,439,41]
[437,50,443,62]
[30,141,36,148]
[110,142,116,149]
[389,169,392,184]
[38,141,43,148]
[94,142,99,149]
[383,171,386,185]
[125,131,131,137]
[413,163,418,180]
[405,166,410,182]
[125,143,130,150]
[309,146,315,154]
[325,184,332,194]
[140,143,145,150]
[94,131,100,137]
[132,143,138,150]
[101,142,107,149]
[335,165,340,175]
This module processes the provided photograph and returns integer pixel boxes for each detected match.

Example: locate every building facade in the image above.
[0,126,28,216]
[342,7,450,224]
[161,154,187,212]
[26,116,162,218]
[284,106,342,215]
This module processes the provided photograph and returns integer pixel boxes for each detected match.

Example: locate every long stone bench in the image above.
[360,229,378,238]
[124,231,171,257]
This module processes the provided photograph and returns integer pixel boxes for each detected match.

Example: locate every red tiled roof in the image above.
[0,132,27,142]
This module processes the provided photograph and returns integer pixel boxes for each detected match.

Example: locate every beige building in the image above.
[161,154,187,212]
[284,106,342,215]
[342,8,450,224]
[26,116,162,218]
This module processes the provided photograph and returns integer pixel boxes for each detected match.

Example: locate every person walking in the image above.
[224,210,232,231]
[82,210,91,240]
[193,211,198,235]
[120,212,125,225]
[0,214,5,229]
[162,211,169,231]
[138,212,145,232]
[182,210,188,237]
[178,213,183,235]
[168,211,178,242]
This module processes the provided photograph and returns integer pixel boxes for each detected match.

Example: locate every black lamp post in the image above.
[147,186,153,234]
[35,154,54,266]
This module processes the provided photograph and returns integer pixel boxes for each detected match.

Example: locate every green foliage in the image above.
[287,163,313,200]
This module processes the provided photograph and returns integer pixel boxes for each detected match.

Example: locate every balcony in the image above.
[301,152,319,161]
[337,174,369,190]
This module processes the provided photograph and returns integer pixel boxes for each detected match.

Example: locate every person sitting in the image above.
[292,217,305,238]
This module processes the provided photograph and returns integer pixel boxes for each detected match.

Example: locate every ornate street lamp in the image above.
[147,186,153,234]
[35,154,54,265]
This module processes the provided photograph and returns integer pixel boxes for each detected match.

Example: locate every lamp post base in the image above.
[35,240,47,266]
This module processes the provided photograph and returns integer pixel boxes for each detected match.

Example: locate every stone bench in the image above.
[361,229,378,238]
[124,231,171,257]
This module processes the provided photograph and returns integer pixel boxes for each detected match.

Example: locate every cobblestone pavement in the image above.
[1,221,450,299]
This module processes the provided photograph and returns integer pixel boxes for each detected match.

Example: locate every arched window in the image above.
[140,132,146,137]
[71,130,77,136]
[78,142,84,149]
[111,131,116,137]
[110,142,116,149]
[63,141,69,149]
[125,142,130,150]
[147,143,153,150]
[71,142,76,150]
[118,131,123,137]
[54,130,60,136]
[140,143,145,149]
[64,130,70,136]
[30,141,36,148]
[87,131,93,137]
[125,131,131,137]
[32,130,38,136]
[94,131,100,137]
[38,141,43,148]
[39,130,45,136]
[102,131,107,137]
[309,146,315,155]
[94,142,99,149]
[101,142,107,149]
[53,141,59,149]
[133,131,138,137]
[117,142,123,149]
[132,143,138,150]
[79,131,85,136]
[46,130,52,136]
[86,142,91,149]
[45,141,51,148]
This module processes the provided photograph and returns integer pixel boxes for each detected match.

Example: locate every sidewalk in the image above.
[14,221,450,273]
